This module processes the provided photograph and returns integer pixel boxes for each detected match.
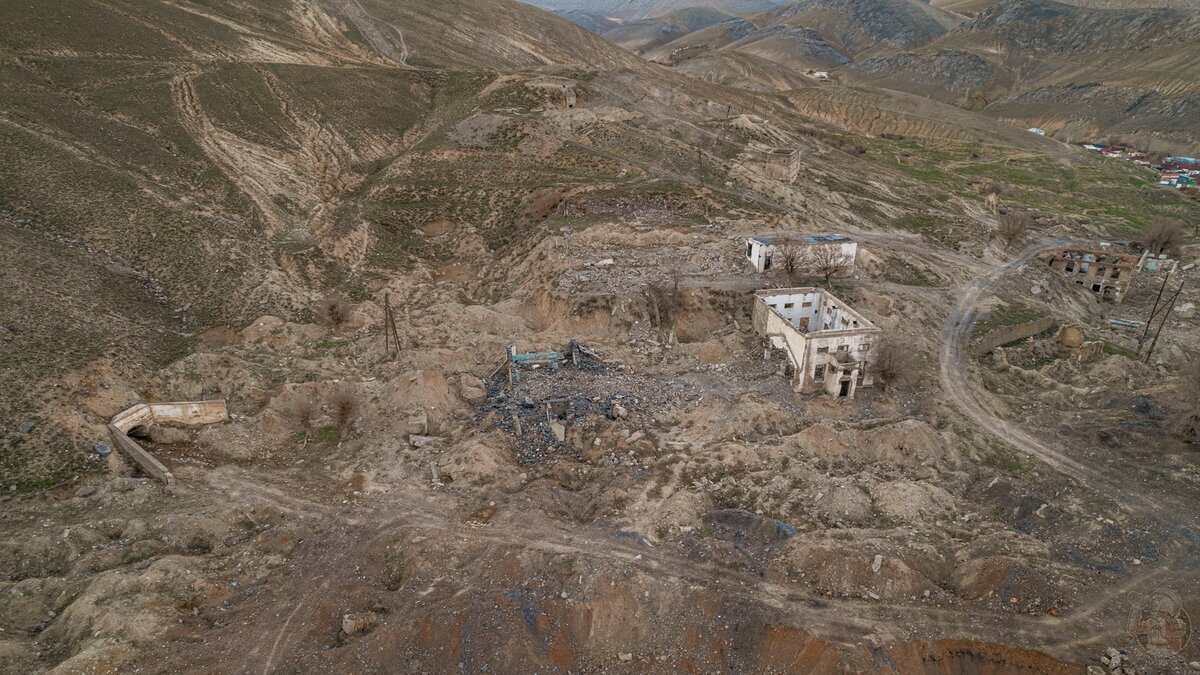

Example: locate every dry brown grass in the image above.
[319,292,352,330]
[329,387,360,430]
[291,395,317,431]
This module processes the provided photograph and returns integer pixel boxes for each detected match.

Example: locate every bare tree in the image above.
[329,387,360,430]
[803,244,852,288]
[997,212,1032,250]
[1171,357,1200,443]
[871,340,915,391]
[1142,217,1184,256]
[775,238,803,283]
[319,292,352,330]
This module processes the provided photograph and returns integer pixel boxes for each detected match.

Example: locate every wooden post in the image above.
[388,305,402,356]
[1139,269,1171,346]
[1143,281,1184,363]
[383,293,392,356]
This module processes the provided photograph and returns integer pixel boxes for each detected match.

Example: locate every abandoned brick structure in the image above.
[752,287,882,398]
[1043,247,1137,303]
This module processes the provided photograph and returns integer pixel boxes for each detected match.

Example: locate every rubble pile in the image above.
[477,341,682,463]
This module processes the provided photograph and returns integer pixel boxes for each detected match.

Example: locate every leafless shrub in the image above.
[997,212,1032,250]
[1142,217,1184,256]
[329,387,360,430]
[803,244,853,288]
[775,238,803,283]
[871,340,915,391]
[1171,357,1200,443]
[319,292,352,330]
[291,396,317,431]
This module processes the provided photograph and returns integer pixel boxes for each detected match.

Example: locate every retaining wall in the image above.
[971,317,1057,355]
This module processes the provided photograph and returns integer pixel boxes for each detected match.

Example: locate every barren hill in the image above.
[847,0,1200,151]
[3,0,1200,673]
[521,0,790,20]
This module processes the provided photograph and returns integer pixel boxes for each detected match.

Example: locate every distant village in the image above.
[1073,140,1198,190]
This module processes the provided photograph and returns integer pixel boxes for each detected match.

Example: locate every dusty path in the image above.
[939,240,1200,532]
[169,465,1165,674]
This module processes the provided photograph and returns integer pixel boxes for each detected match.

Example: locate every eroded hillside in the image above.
[2,0,1199,673]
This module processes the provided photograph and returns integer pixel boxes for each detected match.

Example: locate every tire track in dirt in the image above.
[940,240,1200,531]
[188,466,1141,672]
[938,240,1200,649]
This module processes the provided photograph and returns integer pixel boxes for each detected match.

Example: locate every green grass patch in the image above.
[314,426,341,445]
[982,447,1036,477]
[972,303,1045,338]
[1103,342,1137,359]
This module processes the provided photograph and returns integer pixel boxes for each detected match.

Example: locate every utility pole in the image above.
[1139,268,1171,346]
[1143,281,1184,364]
[697,148,704,187]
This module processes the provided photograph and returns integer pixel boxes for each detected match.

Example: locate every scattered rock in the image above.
[618,653,633,662]
[872,554,883,573]
[19,420,35,433]
[93,443,112,457]
[341,611,379,636]
[409,435,439,448]
[406,411,429,436]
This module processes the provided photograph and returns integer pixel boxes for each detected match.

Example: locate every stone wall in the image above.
[971,317,1057,355]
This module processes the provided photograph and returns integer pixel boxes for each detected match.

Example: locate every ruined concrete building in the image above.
[743,144,801,183]
[745,233,857,274]
[752,287,881,398]
[1043,247,1137,302]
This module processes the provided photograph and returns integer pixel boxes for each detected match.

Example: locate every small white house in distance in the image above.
[745,233,857,273]
[1027,127,1045,135]
[752,287,881,398]
[813,71,830,80]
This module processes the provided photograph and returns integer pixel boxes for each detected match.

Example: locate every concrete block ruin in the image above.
[752,287,882,398]
[1042,247,1137,303]
[108,400,230,485]
[745,233,857,274]
[750,147,801,183]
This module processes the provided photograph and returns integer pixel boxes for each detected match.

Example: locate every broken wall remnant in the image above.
[752,147,801,183]
[108,400,230,485]
[971,317,1057,356]
[745,234,857,274]
[751,287,881,398]
[1042,247,1137,303]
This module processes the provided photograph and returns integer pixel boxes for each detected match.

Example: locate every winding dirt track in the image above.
[939,240,1200,534]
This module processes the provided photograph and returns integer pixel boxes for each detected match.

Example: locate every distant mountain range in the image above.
[523,0,1200,152]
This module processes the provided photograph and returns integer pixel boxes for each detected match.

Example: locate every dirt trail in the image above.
[939,240,1200,532]
[176,465,1149,673]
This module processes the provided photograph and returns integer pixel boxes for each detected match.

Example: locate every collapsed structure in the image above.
[108,400,230,485]
[752,287,882,398]
[747,147,801,183]
[745,233,857,274]
[1042,247,1137,303]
